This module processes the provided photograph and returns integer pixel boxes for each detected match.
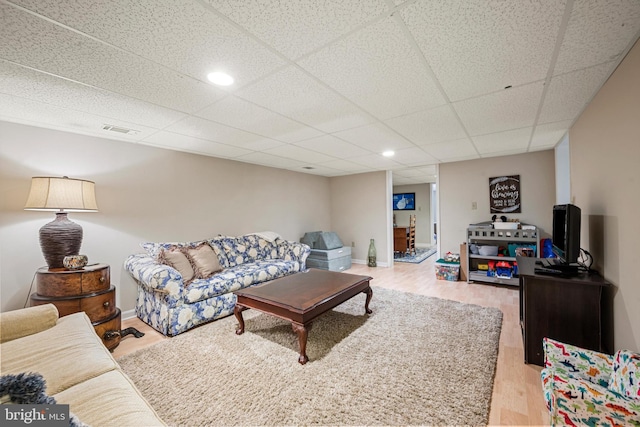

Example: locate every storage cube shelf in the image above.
[466,224,540,287]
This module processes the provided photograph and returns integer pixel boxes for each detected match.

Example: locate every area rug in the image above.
[394,245,437,263]
[118,287,502,426]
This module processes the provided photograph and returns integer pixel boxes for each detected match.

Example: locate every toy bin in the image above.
[435,259,460,281]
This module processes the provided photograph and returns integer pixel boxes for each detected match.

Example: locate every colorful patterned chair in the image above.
[541,337,640,426]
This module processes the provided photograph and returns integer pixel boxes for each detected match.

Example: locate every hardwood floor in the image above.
[114,256,549,426]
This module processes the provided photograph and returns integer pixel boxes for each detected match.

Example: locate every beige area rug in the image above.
[118,287,503,426]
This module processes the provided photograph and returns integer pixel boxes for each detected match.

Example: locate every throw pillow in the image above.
[158,247,196,284]
[608,349,640,399]
[0,372,87,427]
[185,243,222,279]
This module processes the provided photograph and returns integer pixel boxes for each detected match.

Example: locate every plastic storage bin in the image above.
[435,259,460,281]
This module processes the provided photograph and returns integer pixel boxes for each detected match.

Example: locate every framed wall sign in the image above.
[489,175,521,213]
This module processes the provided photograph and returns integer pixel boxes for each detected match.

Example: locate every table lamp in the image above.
[24,176,98,269]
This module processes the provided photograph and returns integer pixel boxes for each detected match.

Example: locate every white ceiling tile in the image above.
[233,152,307,170]
[0,4,223,113]
[0,62,187,129]
[262,144,336,164]
[348,153,402,169]
[10,0,287,87]
[164,116,283,151]
[472,128,532,156]
[454,83,544,136]
[284,164,342,177]
[422,138,480,162]
[236,66,376,133]
[539,62,615,124]
[316,159,371,174]
[332,123,413,152]
[390,147,439,166]
[553,0,640,75]
[384,105,467,145]
[298,16,446,120]
[293,134,370,159]
[531,121,571,149]
[195,96,323,143]
[204,0,387,60]
[401,0,565,101]
[141,131,252,158]
[394,165,438,177]
[0,93,158,142]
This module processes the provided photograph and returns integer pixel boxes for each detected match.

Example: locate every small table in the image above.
[234,268,373,364]
[393,226,409,254]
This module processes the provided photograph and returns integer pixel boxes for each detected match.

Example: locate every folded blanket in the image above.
[249,231,282,242]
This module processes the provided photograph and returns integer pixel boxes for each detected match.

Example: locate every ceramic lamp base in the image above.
[39,212,83,269]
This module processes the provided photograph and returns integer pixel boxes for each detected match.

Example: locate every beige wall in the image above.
[438,150,557,256]
[569,40,640,351]
[330,171,390,266]
[0,122,332,313]
[392,183,432,246]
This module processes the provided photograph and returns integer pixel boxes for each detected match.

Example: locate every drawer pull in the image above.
[99,277,105,283]
[103,301,110,308]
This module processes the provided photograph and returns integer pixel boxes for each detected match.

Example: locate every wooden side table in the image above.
[30,263,143,351]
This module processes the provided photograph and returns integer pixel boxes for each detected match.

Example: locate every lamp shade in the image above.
[24,176,98,212]
[25,176,98,269]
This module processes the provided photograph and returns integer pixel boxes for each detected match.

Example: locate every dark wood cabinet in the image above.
[30,263,122,350]
[517,257,614,366]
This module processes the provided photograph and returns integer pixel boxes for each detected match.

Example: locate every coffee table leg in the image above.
[234,305,247,335]
[291,322,309,365]
[363,286,373,314]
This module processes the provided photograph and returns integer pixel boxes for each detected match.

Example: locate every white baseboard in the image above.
[352,258,388,268]
[121,308,136,320]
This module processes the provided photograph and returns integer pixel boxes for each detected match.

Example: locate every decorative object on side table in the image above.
[24,176,98,269]
[30,263,144,351]
[63,254,88,270]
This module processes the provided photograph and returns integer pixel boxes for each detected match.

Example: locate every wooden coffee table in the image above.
[233,268,373,364]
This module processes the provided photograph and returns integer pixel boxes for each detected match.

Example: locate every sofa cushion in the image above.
[182,260,301,303]
[609,350,640,399]
[0,304,59,343]
[185,243,222,278]
[158,247,196,284]
[53,370,165,427]
[0,312,118,396]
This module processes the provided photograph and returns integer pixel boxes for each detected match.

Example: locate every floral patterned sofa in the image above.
[541,337,640,426]
[125,233,310,336]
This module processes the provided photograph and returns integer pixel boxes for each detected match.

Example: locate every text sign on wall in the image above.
[489,175,521,213]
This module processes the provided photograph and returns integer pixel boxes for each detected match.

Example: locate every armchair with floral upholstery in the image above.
[541,337,640,426]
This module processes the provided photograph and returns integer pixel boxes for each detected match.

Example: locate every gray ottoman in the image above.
[307,246,352,271]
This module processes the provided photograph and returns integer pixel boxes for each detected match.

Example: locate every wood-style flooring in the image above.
[114,255,549,426]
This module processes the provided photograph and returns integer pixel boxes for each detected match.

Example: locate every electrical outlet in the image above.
[472,201,477,210]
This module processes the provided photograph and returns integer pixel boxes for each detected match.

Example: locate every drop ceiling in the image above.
[1,0,639,185]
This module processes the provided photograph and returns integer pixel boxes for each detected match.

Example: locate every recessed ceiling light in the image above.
[207,72,234,86]
[302,166,315,170]
[382,150,395,157]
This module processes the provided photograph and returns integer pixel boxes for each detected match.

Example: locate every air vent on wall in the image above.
[102,124,139,135]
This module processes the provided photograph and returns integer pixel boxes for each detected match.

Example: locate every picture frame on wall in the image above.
[393,193,415,211]
[489,175,521,213]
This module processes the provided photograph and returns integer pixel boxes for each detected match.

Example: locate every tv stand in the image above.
[518,257,613,366]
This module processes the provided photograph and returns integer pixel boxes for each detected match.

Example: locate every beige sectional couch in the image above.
[0,304,164,426]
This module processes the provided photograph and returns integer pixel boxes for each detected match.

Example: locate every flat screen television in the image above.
[552,203,581,264]
[393,193,415,211]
